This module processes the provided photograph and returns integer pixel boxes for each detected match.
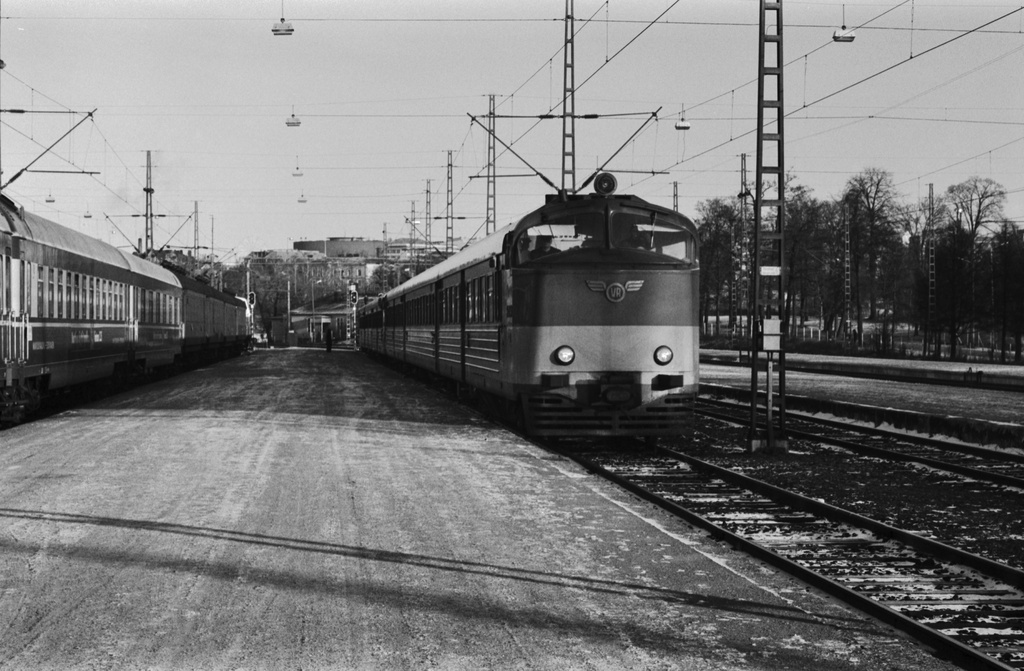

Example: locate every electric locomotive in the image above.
[357,174,699,438]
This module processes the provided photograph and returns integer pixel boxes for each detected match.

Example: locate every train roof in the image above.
[0,193,181,288]
[371,192,695,307]
[174,266,241,300]
[380,222,514,301]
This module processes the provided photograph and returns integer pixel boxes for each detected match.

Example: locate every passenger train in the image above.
[1,193,250,423]
[357,175,700,438]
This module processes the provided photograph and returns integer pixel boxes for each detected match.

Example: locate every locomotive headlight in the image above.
[554,345,576,365]
[654,346,674,365]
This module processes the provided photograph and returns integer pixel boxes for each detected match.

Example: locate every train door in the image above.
[432,280,442,373]
[459,270,467,383]
[399,295,408,363]
[1,249,9,379]
[3,252,29,377]
[129,282,139,351]
[128,285,139,361]
[492,265,503,360]
[1,249,7,372]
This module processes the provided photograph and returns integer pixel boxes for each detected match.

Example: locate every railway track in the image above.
[696,396,1024,490]
[560,444,1024,671]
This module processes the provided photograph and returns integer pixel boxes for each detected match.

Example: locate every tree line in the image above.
[697,169,1024,363]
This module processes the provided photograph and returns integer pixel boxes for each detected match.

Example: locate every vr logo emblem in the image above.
[586,280,644,303]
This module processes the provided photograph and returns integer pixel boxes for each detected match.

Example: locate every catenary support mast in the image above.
[748,0,788,453]
[486,94,497,235]
[561,0,576,195]
[445,151,454,255]
[144,150,155,254]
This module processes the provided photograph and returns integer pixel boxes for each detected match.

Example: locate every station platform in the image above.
[702,348,1024,390]
[701,349,1024,448]
[0,349,957,670]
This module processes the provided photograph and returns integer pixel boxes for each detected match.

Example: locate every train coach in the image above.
[357,175,699,438]
[1,193,250,423]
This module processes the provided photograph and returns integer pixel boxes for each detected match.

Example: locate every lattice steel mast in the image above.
[748,0,788,452]
[485,94,497,235]
[561,0,576,195]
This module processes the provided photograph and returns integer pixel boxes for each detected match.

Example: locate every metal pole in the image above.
[749,0,787,453]
[425,180,432,247]
[486,94,497,234]
[193,201,199,272]
[446,151,454,255]
[561,0,576,194]
[144,151,154,254]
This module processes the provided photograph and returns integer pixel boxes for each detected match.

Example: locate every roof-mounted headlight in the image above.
[594,172,617,195]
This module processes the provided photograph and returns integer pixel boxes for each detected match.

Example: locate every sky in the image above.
[1,0,1022,264]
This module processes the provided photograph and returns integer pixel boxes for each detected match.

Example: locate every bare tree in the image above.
[843,169,902,337]
[696,197,742,335]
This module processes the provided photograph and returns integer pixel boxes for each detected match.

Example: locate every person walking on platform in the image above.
[324,327,333,353]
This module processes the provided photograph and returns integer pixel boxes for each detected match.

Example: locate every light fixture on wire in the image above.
[272,0,294,35]
[833,4,855,42]
[674,104,691,131]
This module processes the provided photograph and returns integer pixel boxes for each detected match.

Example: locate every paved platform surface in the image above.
[704,349,1024,380]
[701,361,1022,429]
[0,349,958,670]
[703,349,1024,393]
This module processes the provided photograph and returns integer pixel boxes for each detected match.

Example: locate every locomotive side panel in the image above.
[462,262,501,388]
[403,286,437,372]
[436,273,462,381]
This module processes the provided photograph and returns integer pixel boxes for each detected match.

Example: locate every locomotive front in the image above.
[504,193,699,437]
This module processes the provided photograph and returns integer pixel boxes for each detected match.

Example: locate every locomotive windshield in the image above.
[513,206,694,265]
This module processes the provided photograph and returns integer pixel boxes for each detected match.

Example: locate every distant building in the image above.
[292,237,386,259]
[293,236,464,264]
[247,248,370,285]
[245,234,459,312]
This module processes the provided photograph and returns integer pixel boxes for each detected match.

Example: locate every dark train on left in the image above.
[1,193,250,423]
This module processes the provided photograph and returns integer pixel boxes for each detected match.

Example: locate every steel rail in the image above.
[697,399,1024,489]
[559,445,1022,671]
[700,394,1024,463]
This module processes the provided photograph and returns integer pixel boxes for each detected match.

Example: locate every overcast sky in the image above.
[1,0,1021,263]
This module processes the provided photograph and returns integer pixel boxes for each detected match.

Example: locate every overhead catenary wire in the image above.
[4,4,1020,253]
[640,4,1024,192]
[4,12,1019,35]
[466,0,683,193]
[798,6,1024,113]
